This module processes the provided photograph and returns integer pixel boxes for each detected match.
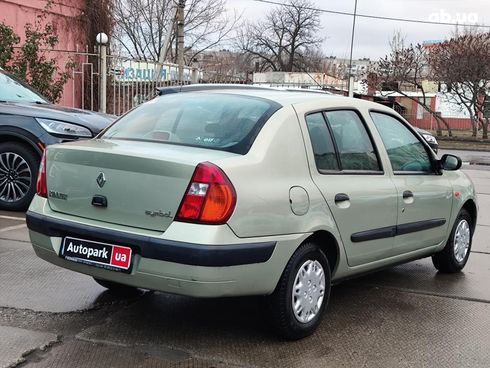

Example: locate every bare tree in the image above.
[430,31,490,139]
[371,32,452,136]
[237,0,323,72]
[112,0,240,63]
[197,50,252,82]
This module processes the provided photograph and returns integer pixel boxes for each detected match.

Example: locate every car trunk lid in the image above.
[45,139,236,232]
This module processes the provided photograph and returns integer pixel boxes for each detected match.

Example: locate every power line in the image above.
[253,0,490,29]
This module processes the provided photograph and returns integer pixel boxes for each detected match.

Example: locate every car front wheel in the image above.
[0,142,39,211]
[268,242,331,340]
[432,209,473,273]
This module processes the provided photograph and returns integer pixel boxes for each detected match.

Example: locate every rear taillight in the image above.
[176,162,236,225]
[36,150,47,198]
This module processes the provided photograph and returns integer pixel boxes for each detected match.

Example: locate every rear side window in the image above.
[306,113,339,171]
[102,93,280,154]
[325,111,381,172]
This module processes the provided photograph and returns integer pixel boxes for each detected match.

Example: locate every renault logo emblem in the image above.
[96,172,106,188]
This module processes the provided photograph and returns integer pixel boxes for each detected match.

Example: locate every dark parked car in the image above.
[0,68,114,210]
[415,128,439,153]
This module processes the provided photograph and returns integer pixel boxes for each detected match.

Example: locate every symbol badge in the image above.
[96,172,106,188]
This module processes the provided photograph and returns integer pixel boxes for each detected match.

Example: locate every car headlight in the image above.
[36,118,92,138]
[422,133,438,145]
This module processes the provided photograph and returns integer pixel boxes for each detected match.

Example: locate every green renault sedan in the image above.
[26,86,477,340]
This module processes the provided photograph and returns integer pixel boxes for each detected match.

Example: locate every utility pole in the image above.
[348,0,358,98]
[177,0,185,83]
[154,4,178,83]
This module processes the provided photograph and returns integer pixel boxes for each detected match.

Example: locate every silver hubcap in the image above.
[0,152,32,203]
[292,260,325,324]
[454,219,471,263]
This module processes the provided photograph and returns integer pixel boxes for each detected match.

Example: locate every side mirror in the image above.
[440,154,462,171]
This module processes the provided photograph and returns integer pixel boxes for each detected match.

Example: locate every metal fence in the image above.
[70,47,99,112]
[106,56,201,115]
[401,112,473,131]
[68,47,206,116]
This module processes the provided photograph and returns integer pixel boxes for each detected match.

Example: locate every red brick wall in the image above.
[0,0,86,107]
[403,98,473,131]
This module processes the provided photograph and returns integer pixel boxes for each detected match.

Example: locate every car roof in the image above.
[157,84,395,113]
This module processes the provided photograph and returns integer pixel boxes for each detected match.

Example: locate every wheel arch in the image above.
[0,131,43,156]
[462,199,477,233]
[303,230,340,277]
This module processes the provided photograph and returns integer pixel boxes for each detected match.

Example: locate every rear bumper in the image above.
[26,199,306,297]
[26,211,275,267]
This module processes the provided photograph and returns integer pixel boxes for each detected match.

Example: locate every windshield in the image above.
[0,70,47,103]
[102,92,280,154]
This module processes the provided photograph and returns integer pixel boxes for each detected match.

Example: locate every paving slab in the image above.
[462,169,490,226]
[0,218,24,229]
[0,325,58,368]
[468,179,490,195]
[0,237,25,254]
[462,168,490,178]
[0,239,141,313]
[0,226,30,243]
[21,339,232,368]
[75,285,490,368]
[475,194,490,226]
[0,212,25,220]
[473,225,490,254]
[0,216,29,243]
[0,231,30,243]
[465,170,490,180]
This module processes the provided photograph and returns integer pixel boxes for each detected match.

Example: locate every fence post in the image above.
[96,33,108,113]
[191,68,198,84]
[191,59,199,84]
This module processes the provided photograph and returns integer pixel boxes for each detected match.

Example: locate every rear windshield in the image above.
[102,93,280,154]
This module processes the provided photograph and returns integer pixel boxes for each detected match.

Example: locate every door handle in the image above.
[335,193,350,202]
[402,190,413,199]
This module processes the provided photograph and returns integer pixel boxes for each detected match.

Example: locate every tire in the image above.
[268,242,331,340]
[432,209,473,273]
[93,277,139,294]
[0,142,40,211]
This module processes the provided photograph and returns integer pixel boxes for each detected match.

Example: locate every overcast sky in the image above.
[228,0,490,60]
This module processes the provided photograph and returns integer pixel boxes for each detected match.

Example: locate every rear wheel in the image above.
[93,277,139,294]
[268,242,331,340]
[0,142,39,211]
[432,209,473,273]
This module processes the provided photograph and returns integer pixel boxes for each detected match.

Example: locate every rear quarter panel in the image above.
[220,105,340,241]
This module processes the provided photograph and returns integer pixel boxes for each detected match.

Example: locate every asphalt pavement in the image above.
[0,162,489,367]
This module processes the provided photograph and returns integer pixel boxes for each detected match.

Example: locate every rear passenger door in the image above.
[304,110,398,267]
[370,112,452,254]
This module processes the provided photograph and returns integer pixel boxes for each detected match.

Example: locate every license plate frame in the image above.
[60,237,132,273]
